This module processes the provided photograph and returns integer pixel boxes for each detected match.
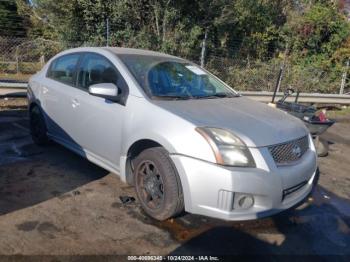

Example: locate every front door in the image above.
[69,53,128,170]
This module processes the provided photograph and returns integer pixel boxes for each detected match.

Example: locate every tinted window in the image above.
[77,53,123,91]
[48,54,80,85]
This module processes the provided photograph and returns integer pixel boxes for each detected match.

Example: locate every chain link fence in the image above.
[206,56,281,92]
[0,36,67,81]
[0,36,349,94]
[281,63,345,94]
[206,55,348,94]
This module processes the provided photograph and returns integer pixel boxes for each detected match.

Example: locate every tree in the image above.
[0,0,27,37]
[13,0,350,65]
[284,2,350,64]
[213,0,292,59]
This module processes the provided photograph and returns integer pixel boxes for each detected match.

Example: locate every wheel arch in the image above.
[29,101,39,112]
[125,139,164,185]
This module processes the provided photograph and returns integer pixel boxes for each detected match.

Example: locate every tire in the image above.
[133,147,184,221]
[30,106,49,145]
[315,136,329,157]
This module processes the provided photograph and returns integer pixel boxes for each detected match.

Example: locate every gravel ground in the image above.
[0,98,349,259]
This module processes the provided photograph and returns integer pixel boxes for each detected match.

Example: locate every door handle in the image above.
[72,98,80,108]
[42,86,49,94]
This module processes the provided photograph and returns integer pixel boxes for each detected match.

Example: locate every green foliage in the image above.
[277,1,350,93]
[286,3,350,58]
[5,0,350,93]
[213,0,291,59]
[18,0,349,60]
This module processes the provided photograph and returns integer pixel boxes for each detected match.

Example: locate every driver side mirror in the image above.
[89,83,119,102]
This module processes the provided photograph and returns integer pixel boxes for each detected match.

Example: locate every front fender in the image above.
[118,97,217,181]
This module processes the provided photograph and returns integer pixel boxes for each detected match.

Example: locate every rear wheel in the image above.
[30,106,49,145]
[133,147,184,221]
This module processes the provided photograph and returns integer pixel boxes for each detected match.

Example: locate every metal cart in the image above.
[275,89,335,156]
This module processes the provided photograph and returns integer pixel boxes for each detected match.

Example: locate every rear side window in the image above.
[77,53,126,92]
[48,54,80,85]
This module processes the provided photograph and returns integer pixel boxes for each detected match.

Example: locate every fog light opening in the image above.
[237,194,254,209]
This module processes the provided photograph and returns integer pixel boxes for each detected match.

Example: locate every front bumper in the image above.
[170,146,318,221]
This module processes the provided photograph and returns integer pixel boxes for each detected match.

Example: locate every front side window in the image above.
[77,53,122,91]
[48,54,80,85]
[118,54,238,100]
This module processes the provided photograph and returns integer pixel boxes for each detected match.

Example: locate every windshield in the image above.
[118,54,238,100]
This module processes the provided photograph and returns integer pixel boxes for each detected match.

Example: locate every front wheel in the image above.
[133,147,184,221]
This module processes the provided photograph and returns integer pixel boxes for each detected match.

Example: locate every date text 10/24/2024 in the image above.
[127,256,220,261]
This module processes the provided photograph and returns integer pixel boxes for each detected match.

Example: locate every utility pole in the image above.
[106,18,110,47]
[340,59,349,94]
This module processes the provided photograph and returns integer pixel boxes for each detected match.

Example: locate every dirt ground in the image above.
[0,98,349,259]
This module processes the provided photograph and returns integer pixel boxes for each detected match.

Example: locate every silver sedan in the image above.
[28,47,318,221]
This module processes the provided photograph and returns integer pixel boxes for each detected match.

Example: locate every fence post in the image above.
[40,55,45,68]
[276,43,289,93]
[106,18,110,47]
[15,46,19,74]
[200,28,208,68]
[340,58,349,94]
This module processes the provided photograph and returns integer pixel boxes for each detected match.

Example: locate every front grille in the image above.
[269,136,309,165]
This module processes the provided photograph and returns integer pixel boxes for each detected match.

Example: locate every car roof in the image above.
[60,46,180,59]
[103,47,178,58]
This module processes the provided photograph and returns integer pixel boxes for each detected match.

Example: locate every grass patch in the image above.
[0,97,28,110]
[0,73,32,81]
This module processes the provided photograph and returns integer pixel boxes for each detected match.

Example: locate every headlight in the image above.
[196,127,255,167]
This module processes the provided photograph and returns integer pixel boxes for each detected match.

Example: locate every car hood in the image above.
[153,96,309,147]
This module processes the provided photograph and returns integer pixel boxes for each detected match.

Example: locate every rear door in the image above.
[43,53,82,146]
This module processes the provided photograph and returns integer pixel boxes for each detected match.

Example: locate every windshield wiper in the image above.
[193,93,239,99]
[153,93,240,100]
[152,95,191,100]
